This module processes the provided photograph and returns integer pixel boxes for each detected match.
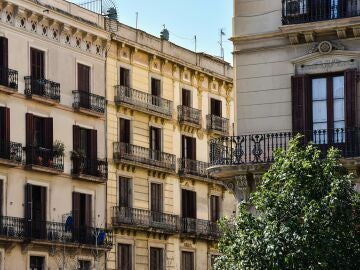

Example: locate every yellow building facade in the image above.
[105,22,235,270]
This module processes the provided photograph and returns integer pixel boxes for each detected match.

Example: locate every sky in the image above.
[70,0,233,64]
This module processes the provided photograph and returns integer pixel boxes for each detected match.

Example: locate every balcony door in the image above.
[0,37,8,86]
[182,135,196,160]
[78,63,91,108]
[150,247,164,270]
[181,251,194,270]
[0,107,10,159]
[210,98,222,117]
[182,189,196,219]
[151,183,163,222]
[151,78,161,107]
[120,67,130,87]
[182,88,191,107]
[210,195,220,222]
[30,48,45,95]
[118,244,132,270]
[25,184,46,239]
[119,118,131,155]
[150,126,161,160]
[72,192,92,243]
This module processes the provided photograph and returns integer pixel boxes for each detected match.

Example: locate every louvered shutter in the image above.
[0,37,8,86]
[44,117,53,150]
[0,107,10,157]
[73,125,81,151]
[85,194,92,227]
[0,179,3,216]
[191,137,196,160]
[344,69,357,129]
[89,129,97,175]
[72,192,80,227]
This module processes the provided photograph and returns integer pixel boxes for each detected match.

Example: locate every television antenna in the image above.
[219,28,226,60]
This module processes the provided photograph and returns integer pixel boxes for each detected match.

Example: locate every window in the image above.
[30,256,45,270]
[182,88,191,107]
[210,195,220,222]
[150,127,161,160]
[210,98,222,117]
[150,183,163,212]
[181,135,196,160]
[26,114,53,149]
[181,251,194,270]
[120,67,130,87]
[78,260,91,270]
[72,192,92,242]
[150,247,164,270]
[25,184,47,239]
[119,177,132,208]
[119,118,131,144]
[0,179,3,216]
[0,37,8,86]
[151,78,161,106]
[30,48,45,96]
[182,189,196,219]
[78,63,90,93]
[118,244,132,270]
[0,107,9,159]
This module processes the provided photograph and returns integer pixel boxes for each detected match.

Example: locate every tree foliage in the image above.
[215,136,360,270]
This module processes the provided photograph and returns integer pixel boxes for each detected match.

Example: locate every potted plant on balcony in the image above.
[71,148,85,174]
[52,140,65,169]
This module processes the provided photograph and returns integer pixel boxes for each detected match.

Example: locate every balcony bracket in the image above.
[5,242,16,253]
[21,242,34,254]
[223,174,250,202]
[303,31,315,43]
[336,28,348,39]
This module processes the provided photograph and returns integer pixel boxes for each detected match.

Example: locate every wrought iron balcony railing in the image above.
[282,0,360,25]
[0,216,113,248]
[114,85,173,117]
[0,141,23,163]
[24,76,60,102]
[209,128,360,166]
[206,114,229,134]
[112,206,179,233]
[113,142,176,172]
[72,90,105,114]
[178,158,210,179]
[178,105,201,127]
[25,146,64,171]
[71,156,108,180]
[0,66,18,90]
[181,218,220,239]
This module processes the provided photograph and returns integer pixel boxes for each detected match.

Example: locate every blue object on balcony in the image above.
[65,216,73,232]
[97,230,106,245]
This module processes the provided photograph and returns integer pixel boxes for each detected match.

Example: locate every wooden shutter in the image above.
[291,75,312,133]
[150,248,163,270]
[182,252,194,270]
[181,189,188,217]
[119,177,131,207]
[182,190,196,218]
[73,125,81,151]
[181,135,185,159]
[0,179,4,216]
[150,127,161,151]
[72,192,80,227]
[0,107,10,156]
[190,191,196,219]
[78,63,90,93]
[210,195,220,222]
[191,137,196,160]
[26,113,34,146]
[151,183,162,212]
[89,129,97,160]
[30,48,44,80]
[85,194,92,227]
[44,117,53,150]
[119,118,130,144]
[40,186,46,221]
[344,69,357,129]
[120,68,130,87]
[118,244,131,270]
[25,184,33,220]
[0,37,8,69]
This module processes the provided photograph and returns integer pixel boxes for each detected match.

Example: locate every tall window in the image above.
[119,177,131,208]
[0,37,8,86]
[182,189,196,219]
[118,244,132,270]
[119,118,131,144]
[150,247,164,270]
[30,48,45,96]
[151,78,161,106]
[120,67,130,87]
[150,183,163,213]
[181,135,196,160]
[72,192,92,242]
[181,251,194,270]
[0,107,10,158]
[182,88,191,107]
[209,195,220,222]
[210,98,222,117]
[150,127,161,160]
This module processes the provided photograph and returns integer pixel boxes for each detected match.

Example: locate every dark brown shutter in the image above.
[78,63,90,93]
[181,189,187,217]
[182,190,196,218]
[72,192,80,227]
[30,48,44,80]
[85,194,92,227]
[73,125,81,151]
[291,75,312,133]
[90,129,97,160]
[210,195,220,222]
[118,244,131,270]
[26,113,34,146]
[40,186,46,221]
[182,252,194,270]
[344,69,357,129]
[0,179,3,216]
[0,37,8,86]
[119,118,130,144]
[211,99,222,117]
[25,184,33,220]
[119,177,131,207]
[191,137,196,160]
[190,191,196,219]
[181,135,185,159]
[0,107,10,156]
[151,183,162,212]
[150,248,163,270]
[44,117,53,150]
[150,127,161,151]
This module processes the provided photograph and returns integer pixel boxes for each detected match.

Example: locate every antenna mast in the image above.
[219,28,225,60]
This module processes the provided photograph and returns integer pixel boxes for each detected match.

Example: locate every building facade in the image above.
[0,0,112,269]
[106,22,235,270]
[209,0,360,200]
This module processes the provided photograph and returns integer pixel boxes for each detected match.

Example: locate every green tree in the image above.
[215,136,360,270]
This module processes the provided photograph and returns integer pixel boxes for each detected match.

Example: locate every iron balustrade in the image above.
[0,141,23,163]
[113,142,176,172]
[206,114,229,134]
[112,206,179,233]
[71,156,108,179]
[25,146,64,171]
[178,158,210,178]
[177,105,201,126]
[0,216,25,239]
[72,90,105,114]
[209,128,360,166]
[181,218,220,239]
[282,0,360,25]
[114,85,173,117]
[0,66,18,90]
[24,76,60,102]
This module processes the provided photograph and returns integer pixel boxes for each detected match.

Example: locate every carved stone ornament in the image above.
[307,40,344,54]
[318,41,332,54]
[225,175,249,202]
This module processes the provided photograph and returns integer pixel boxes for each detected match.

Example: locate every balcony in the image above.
[181,218,220,240]
[0,66,18,93]
[25,146,64,174]
[178,105,201,128]
[71,157,108,182]
[72,90,106,117]
[206,114,229,135]
[208,128,360,178]
[24,76,60,104]
[178,158,213,181]
[112,206,179,234]
[0,141,23,166]
[113,142,176,173]
[0,216,112,249]
[114,85,173,119]
[282,0,360,25]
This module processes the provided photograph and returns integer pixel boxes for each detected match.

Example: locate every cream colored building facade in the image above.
[106,22,235,270]
[0,0,112,269]
[209,1,360,199]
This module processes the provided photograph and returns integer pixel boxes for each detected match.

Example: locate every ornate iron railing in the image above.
[71,156,108,179]
[72,90,105,114]
[282,0,360,25]
[113,142,176,172]
[24,76,60,102]
[209,128,360,166]
[181,218,220,239]
[178,105,201,126]
[114,85,173,117]
[0,141,23,163]
[112,206,179,233]
[178,158,210,178]
[0,216,25,239]
[25,146,64,171]
[206,114,229,134]
[0,66,18,90]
